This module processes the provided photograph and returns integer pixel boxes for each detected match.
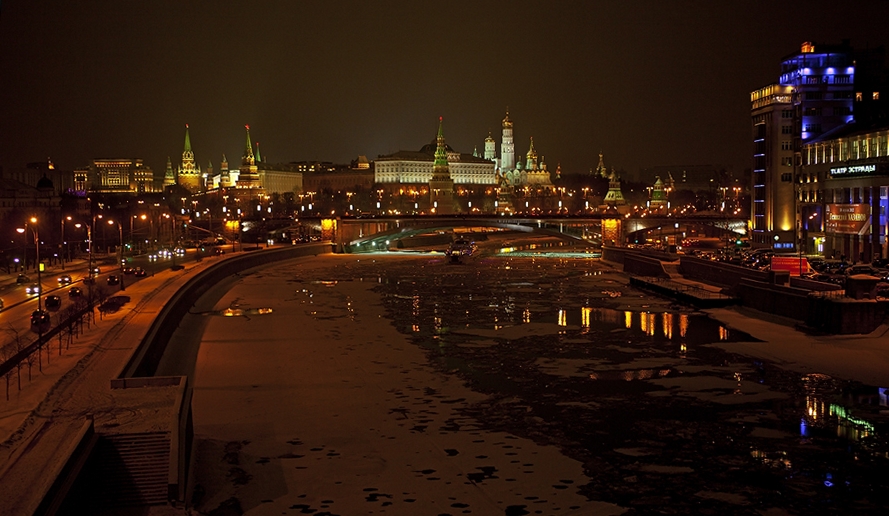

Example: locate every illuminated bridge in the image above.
[293,215,748,252]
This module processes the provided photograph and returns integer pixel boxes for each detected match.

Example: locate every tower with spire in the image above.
[428,117,455,214]
[649,176,668,213]
[237,125,261,191]
[163,156,176,188]
[601,168,629,214]
[220,154,232,188]
[594,152,607,177]
[500,109,515,173]
[177,124,203,192]
[525,137,538,171]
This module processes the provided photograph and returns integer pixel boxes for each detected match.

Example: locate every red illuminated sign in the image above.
[771,256,809,276]
[825,204,870,234]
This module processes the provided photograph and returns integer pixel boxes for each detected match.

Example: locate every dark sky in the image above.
[2,1,888,177]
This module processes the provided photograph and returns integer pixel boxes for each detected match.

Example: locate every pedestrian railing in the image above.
[0,300,98,394]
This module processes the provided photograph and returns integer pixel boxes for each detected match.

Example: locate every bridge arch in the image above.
[335,217,596,252]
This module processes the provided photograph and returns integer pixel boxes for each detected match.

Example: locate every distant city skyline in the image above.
[1,1,887,176]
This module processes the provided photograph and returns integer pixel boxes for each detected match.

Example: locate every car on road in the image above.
[26,283,41,296]
[123,267,135,275]
[106,275,120,285]
[16,274,30,284]
[45,295,62,310]
[90,266,101,276]
[170,264,185,271]
[134,267,147,277]
[57,274,72,286]
[214,247,225,256]
[0,298,4,311]
[30,309,50,330]
[69,287,83,298]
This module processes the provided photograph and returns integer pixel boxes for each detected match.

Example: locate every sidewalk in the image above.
[0,257,214,515]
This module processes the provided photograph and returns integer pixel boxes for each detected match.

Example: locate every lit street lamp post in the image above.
[17,217,42,311]
[110,219,125,291]
[60,215,71,270]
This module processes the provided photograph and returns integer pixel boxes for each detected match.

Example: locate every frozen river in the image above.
[179,241,889,515]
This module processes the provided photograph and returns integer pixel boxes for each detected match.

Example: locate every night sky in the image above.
[2,1,888,178]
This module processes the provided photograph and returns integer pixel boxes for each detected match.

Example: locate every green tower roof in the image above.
[184,124,192,153]
[433,117,448,167]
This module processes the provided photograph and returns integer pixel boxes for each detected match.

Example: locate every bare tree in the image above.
[1,341,13,400]
[4,324,31,386]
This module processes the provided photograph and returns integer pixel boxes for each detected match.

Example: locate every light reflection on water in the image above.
[273,251,889,514]
[369,255,889,509]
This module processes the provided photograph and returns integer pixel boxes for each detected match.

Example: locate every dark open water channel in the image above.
[366,254,889,514]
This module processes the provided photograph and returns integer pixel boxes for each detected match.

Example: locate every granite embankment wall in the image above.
[119,243,332,379]
[607,247,888,334]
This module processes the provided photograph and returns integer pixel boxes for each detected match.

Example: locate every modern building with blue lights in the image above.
[751,41,858,248]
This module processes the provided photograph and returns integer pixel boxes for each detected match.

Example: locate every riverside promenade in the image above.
[0,254,215,516]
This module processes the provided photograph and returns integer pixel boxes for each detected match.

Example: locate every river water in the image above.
[190,240,889,515]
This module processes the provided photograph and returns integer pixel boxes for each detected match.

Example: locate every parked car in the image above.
[30,309,50,330]
[845,265,879,277]
[45,295,62,310]
[69,287,83,298]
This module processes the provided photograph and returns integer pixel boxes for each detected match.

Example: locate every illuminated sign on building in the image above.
[829,164,878,177]
[825,204,870,234]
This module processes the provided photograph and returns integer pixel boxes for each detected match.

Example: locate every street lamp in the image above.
[17,217,41,310]
[109,219,124,291]
[74,222,88,271]
[140,214,150,251]
[60,215,71,269]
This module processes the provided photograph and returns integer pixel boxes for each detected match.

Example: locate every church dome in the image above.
[419,140,455,154]
[526,137,537,160]
[36,174,54,191]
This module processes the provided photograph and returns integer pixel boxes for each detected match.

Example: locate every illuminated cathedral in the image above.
[483,110,554,188]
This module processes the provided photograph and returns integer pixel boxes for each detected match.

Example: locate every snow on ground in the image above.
[190,252,627,515]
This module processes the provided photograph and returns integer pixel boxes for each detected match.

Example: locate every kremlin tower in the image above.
[177,124,202,192]
[601,168,629,214]
[163,156,176,188]
[428,117,455,214]
[237,125,261,192]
